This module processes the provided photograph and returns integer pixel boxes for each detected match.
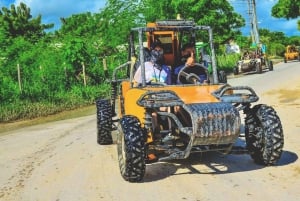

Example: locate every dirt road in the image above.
[1,61,300,201]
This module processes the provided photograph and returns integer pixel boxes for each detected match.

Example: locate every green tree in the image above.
[268,43,286,56]
[98,0,144,48]
[60,36,88,86]
[57,12,106,60]
[235,35,251,50]
[0,3,53,42]
[59,12,101,37]
[272,0,300,19]
[271,0,300,30]
[142,0,176,21]
[259,29,287,44]
[287,36,300,46]
[142,0,245,44]
[258,28,288,56]
[57,12,108,85]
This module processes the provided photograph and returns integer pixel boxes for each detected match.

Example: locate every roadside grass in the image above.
[0,104,96,135]
[1,59,284,135]
[0,84,110,134]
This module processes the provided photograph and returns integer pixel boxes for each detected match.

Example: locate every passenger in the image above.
[133,40,171,85]
[243,51,250,60]
[174,43,207,84]
[133,40,172,158]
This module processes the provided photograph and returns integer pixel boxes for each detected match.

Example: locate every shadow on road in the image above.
[143,149,298,183]
[241,69,270,76]
[277,150,298,166]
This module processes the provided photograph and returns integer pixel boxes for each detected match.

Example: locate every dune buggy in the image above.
[96,20,284,182]
[233,49,273,75]
[284,45,300,63]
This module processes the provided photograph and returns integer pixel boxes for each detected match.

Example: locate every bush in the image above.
[216,53,240,72]
[268,43,286,56]
[0,82,111,122]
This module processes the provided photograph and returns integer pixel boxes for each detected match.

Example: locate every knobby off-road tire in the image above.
[218,70,227,83]
[233,66,239,75]
[268,60,274,71]
[245,104,284,165]
[117,115,146,182]
[96,99,113,145]
[256,63,262,74]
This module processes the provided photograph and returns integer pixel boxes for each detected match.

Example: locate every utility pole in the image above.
[248,0,260,45]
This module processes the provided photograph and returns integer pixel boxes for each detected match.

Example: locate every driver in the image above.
[174,43,207,84]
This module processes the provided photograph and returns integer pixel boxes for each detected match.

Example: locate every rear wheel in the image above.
[233,66,239,75]
[245,104,284,165]
[96,99,113,145]
[117,115,146,182]
[268,60,273,71]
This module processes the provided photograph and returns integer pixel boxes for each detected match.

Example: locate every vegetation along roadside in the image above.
[1,1,299,127]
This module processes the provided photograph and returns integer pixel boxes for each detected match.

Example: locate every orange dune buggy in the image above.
[96,20,284,182]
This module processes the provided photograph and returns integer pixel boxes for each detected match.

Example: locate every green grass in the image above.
[0,84,110,134]
[0,104,96,134]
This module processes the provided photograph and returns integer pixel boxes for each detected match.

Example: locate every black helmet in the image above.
[151,39,163,50]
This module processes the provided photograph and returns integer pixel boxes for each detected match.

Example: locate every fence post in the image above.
[17,63,22,92]
[103,58,108,77]
[81,62,87,87]
[40,65,44,80]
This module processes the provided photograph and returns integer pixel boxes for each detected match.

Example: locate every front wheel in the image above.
[255,63,262,74]
[117,115,146,182]
[218,70,227,83]
[233,66,239,75]
[245,104,284,165]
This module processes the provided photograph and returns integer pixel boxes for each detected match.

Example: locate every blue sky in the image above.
[0,0,106,30]
[229,0,299,36]
[0,0,299,36]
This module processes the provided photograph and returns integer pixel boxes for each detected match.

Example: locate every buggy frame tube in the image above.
[130,25,219,85]
[138,29,146,87]
[208,28,218,84]
[111,61,131,115]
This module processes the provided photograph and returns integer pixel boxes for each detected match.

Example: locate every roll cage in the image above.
[127,20,219,87]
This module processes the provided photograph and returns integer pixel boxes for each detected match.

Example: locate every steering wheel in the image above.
[148,81,167,86]
[177,63,208,84]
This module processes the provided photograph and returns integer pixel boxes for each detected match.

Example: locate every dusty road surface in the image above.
[1,61,300,201]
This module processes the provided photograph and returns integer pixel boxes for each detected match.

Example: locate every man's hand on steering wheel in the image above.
[177,63,208,84]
